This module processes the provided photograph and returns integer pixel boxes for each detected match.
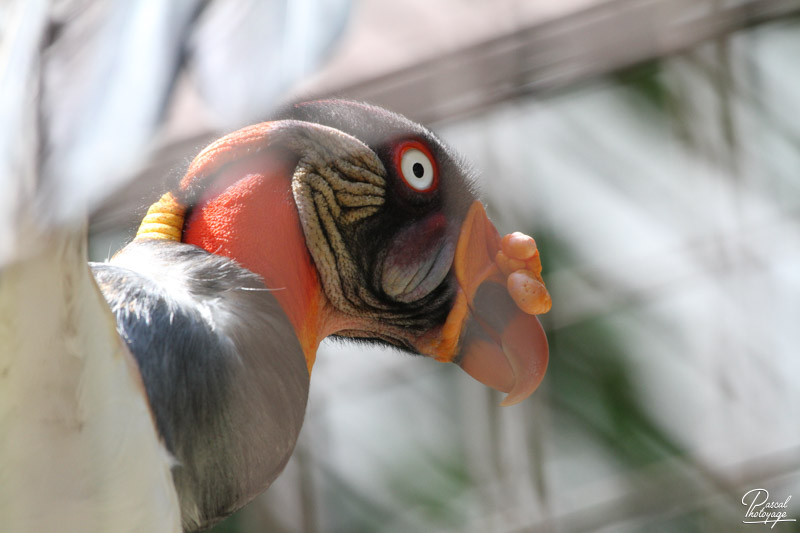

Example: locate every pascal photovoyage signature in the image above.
[742,488,797,528]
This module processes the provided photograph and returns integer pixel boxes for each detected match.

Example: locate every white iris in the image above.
[400,148,434,190]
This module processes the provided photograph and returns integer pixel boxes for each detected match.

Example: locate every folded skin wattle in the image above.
[99,99,551,531]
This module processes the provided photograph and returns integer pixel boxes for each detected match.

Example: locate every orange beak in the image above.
[416,202,551,406]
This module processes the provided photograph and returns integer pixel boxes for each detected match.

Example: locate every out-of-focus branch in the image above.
[299,0,800,125]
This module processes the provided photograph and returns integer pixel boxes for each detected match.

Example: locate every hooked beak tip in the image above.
[458,307,549,406]
[498,315,549,406]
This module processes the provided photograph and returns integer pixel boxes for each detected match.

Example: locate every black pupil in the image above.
[412,162,425,178]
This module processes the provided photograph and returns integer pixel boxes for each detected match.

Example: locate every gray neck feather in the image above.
[92,240,309,532]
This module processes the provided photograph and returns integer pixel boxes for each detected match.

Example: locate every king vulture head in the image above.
[144,100,550,405]
[141,99,551,406]
[4,98,553,532]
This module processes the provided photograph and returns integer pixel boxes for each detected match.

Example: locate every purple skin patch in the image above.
[380,213,456,303]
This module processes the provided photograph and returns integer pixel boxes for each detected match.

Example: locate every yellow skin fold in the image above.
[134,193,186,242]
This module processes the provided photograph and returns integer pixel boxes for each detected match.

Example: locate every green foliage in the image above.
[206,512,243,533]
[613,60,671,115]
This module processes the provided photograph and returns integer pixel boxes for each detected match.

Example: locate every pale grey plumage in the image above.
[92,239,309,532]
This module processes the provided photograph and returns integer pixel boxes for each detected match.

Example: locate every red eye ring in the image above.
[393,140,439,193]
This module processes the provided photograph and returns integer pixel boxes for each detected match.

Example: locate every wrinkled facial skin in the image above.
[278,100,550,405]
[280,101,478,344]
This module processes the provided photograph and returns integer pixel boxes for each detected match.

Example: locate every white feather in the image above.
[0,224,181,533]
[0,1,350,528]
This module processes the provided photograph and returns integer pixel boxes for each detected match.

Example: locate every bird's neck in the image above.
[182,152,332,372]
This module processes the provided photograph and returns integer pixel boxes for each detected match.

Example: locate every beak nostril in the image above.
[468,281,518,343]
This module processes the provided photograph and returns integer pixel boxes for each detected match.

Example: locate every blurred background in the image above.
[4,0,800,531]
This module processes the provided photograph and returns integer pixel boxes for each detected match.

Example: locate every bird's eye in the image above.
[396,141,437,192]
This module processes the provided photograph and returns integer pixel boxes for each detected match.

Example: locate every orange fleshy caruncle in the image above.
[425,208,553,363]
[496,232,552,315]
[418,201,552,406]
[507,270,551,315]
